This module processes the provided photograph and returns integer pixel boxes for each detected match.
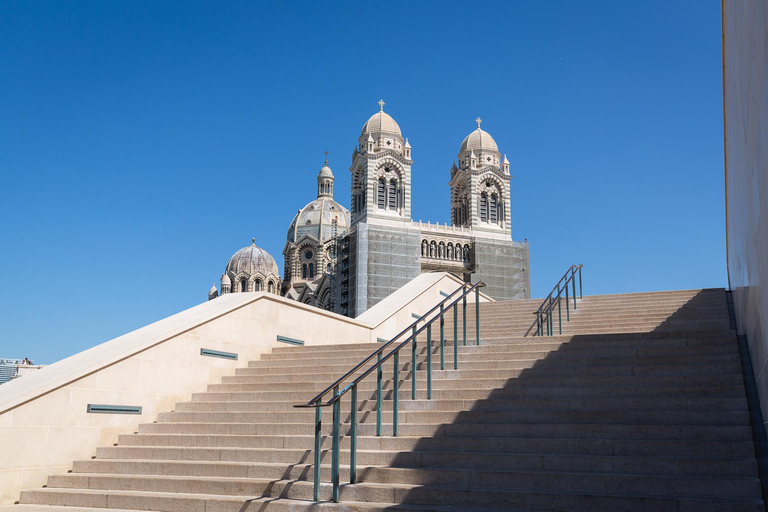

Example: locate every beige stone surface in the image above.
[0,428,47,470]
[43,428,99,467]
[9,389,72,428]
[0,272,467,504]
[0,471,21,505]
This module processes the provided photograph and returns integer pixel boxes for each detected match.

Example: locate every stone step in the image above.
[208,373,746,393]
[155,408,750,426]
[193,383,747,403]
[20,482,764,512]
[260,342,738,362]
[221,362,746,384]
[116,432,757,458]
[47,468,762,499]
[175,396,747,414]
[136,420,753,441]
[90,445,758,477]
[242,353,742,374]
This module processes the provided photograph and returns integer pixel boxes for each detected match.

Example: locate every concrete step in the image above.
[90,444,759,477]
[115,432,757,458]
[136,420,753,441]
[174,396,747,414]
[47,468,762,499]
[154,408,750,427]
[208,373,746,393]
[193,383,747,404]
[20,482,764,512]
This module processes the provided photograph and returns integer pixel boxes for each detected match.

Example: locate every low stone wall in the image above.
[0,272,475,504]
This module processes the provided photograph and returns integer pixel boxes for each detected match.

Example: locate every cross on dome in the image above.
[378,99,385,111]
[476,117,482,129]
[323,150,330,164]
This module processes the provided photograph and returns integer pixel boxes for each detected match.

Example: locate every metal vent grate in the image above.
[276,335,304,346]
[377,338,388,343]
[200,348,238,360]
[412,313,422,319]
[439,291,450,297]
[87,404,142,415]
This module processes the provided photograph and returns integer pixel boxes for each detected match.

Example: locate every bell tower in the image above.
[449,118,512,238]
[349,100,413,225]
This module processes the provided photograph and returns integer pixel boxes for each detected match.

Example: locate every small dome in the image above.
[209,283,217,294]
[225,239,279,277]
[287,198,350,243]
[221,273,231,286]
[460,127,499,154]
[318,163,333,178]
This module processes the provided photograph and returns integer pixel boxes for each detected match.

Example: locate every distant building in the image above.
[0,358,43,384]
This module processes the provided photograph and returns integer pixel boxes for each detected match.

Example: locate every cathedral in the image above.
[209,101,530,317]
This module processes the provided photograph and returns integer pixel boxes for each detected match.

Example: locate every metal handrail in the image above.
[300,283,469,409]
[534,264,583,336]
[295,280,486,502]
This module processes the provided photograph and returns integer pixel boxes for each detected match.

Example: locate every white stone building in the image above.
[209,101,530,315]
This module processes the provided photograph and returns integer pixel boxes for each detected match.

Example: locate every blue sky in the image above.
[0,1,725,363]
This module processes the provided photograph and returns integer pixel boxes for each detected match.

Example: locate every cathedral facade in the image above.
[209,101,530,318]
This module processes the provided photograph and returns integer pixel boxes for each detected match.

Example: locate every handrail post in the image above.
[411,327,417,400]
[313,406,321,502]
[565,284,570,321]
[393,351,399,437]
[439,304,445,370]
[376,352,382,436]
[579,266,583,299]
[572,278,577,310]
[475,286,480,345]
[558,295,562,335]
[331,385,340,503]
[453,303,458,369]
[462,294,467,346]
[427,324,432,400]
[536,311,541,336]
[349,385,357,484]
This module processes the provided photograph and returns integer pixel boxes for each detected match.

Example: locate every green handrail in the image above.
[295,280,485,502]
[534,264,584,336]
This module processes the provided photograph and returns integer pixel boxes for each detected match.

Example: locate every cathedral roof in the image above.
[360,100,402,138]
[460,127,499,154]
[225,239,280,277]
[287,198,350,244]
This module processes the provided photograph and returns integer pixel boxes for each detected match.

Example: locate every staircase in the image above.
[5,288,765,511]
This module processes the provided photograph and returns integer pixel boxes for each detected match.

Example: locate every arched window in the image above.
[489,194,498,224]
[308,263,314,279]
[388,180,397,210]
[377,178,386,209]
[302,264,308,279]
[480,193,488,222]
[254,279,262,292]
[240,279,248,292]
[268,281,274,293]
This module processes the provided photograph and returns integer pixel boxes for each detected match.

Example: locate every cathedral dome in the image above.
[318,164,333,178]
[361,111,402,137]
[460,127,499,154]
[287,198,350,244]
[225,239,280,277]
